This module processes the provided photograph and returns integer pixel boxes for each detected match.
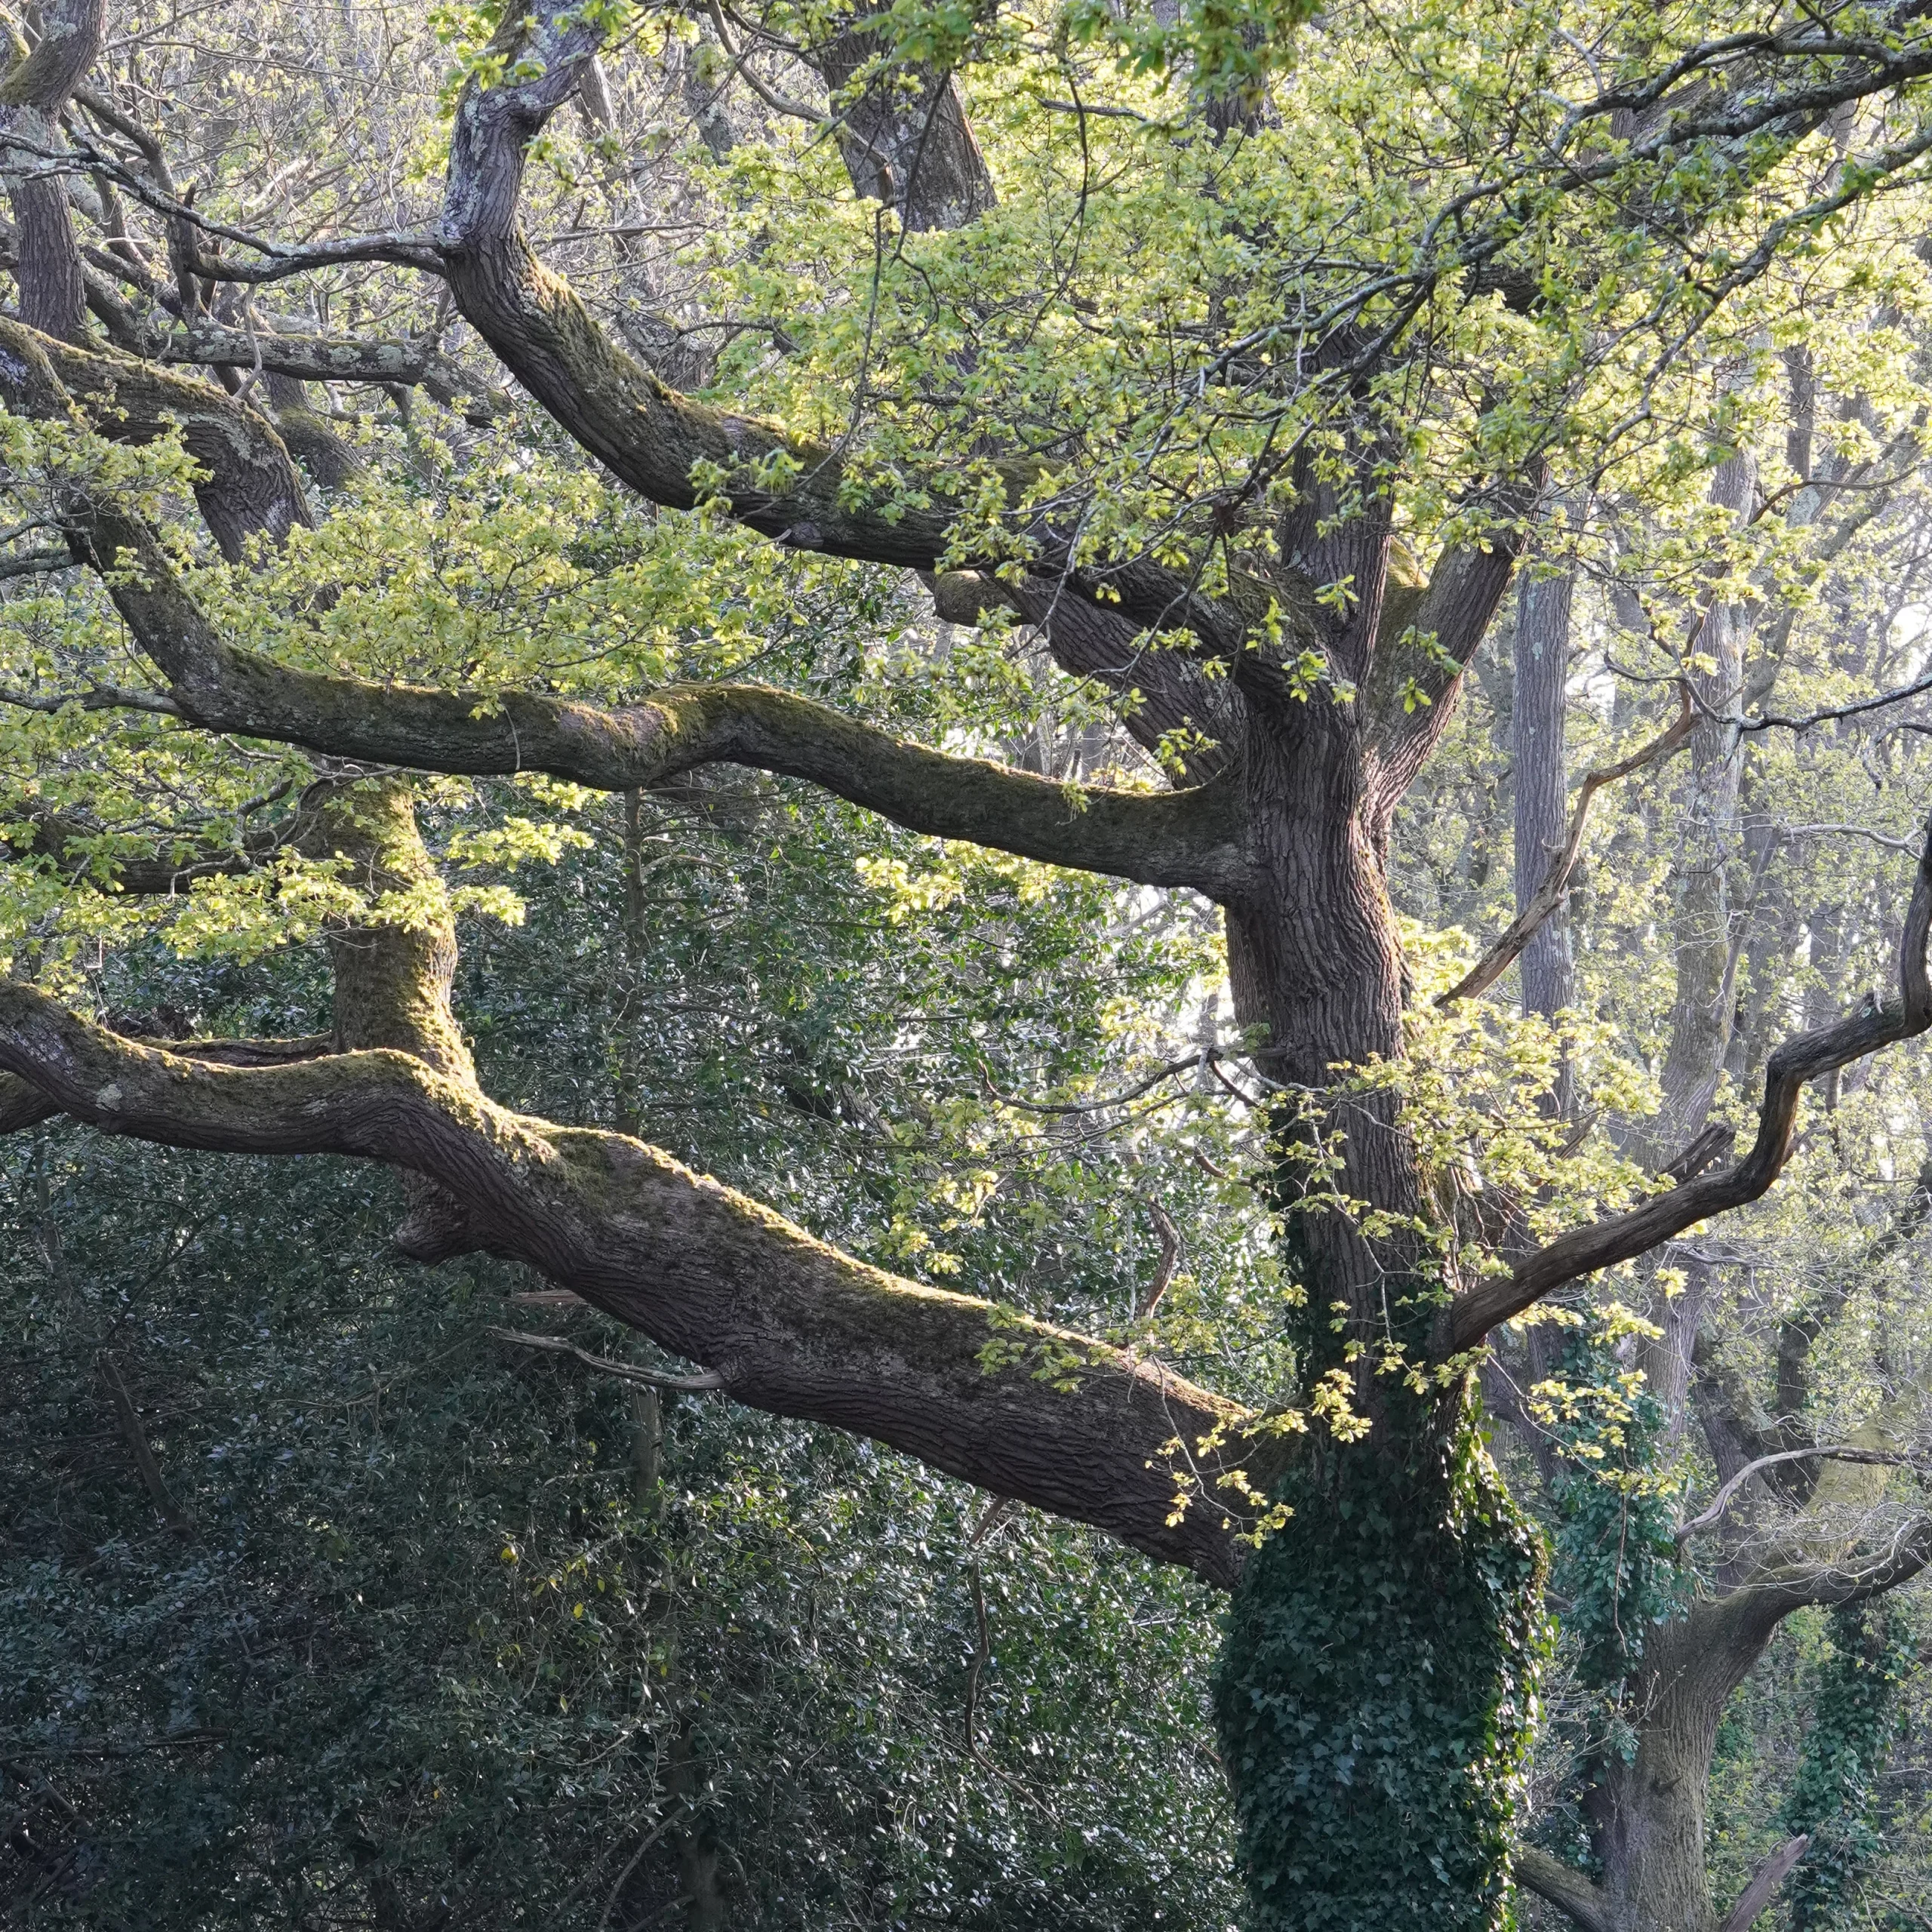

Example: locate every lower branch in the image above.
[1717,1834,1812,1932]
[1512,1846,1611,1932]
[0,986,1269,1586]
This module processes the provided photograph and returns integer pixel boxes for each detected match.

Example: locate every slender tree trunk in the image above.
[1651,453,1755,1153]
[1515,561,1577,1029]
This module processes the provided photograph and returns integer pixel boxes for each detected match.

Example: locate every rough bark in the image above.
[0,0,103,344]
[0,315,311,558]
[1646,451,1756,1160]
[811,8,995,232]
[0,980,1265,1586]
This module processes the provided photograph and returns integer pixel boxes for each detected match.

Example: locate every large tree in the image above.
[10,0,1932,1924]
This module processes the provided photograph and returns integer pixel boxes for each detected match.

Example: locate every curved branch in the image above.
[1444,806,1932,1352]
[432,0,1240,662]
[1674,1446,1918,1549]
[1512,1846,1611,1932]
[40,488,1246,894]
[0,316,310,558]
[0,984,1269,1586]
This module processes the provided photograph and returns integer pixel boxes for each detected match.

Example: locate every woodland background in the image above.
[5,0,1932,1927]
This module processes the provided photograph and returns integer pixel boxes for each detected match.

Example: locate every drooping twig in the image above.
[487,1327,724,1392]
[1437,688,1694,1007]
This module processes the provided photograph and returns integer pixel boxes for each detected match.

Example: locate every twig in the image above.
[1674,1446,1918,1548]
[487,1327,724,1392]
[977,1052,1208,1115]
[1438,688,1694,1007]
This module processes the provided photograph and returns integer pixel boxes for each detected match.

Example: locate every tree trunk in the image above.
[1586,1597,1784,1932]
[1216,705,1547,1932]
[812,9,995,232]
[1650,452,1755,1155]
[1515,560,1577,1028]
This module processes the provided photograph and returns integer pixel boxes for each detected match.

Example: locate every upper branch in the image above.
[432,0,1243,661]
[30,475,1248,895]
[0,315,309,558]
[1363,507,1533,818]
[1441,808,1932,1352]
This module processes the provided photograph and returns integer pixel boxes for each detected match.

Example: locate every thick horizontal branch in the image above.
[143,318,509,423]
[0,985,1270,1585]
[0,316,1247,897]
[0,1031,331,1132]
[54,498,1245,894]
[1512,1846,1611,1932]
[1443,806,1932,1351]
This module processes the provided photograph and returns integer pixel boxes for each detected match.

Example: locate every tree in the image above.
[8,0,1932,1924]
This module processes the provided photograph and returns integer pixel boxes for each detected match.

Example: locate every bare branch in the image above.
[1716,1835,1814,1932]
[1512,1846,1612,1932]
[1674,1446,1918,1549]
[1436,690,1694,1008]
[486,1326,724,1392]
[1741,666,1932,735]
